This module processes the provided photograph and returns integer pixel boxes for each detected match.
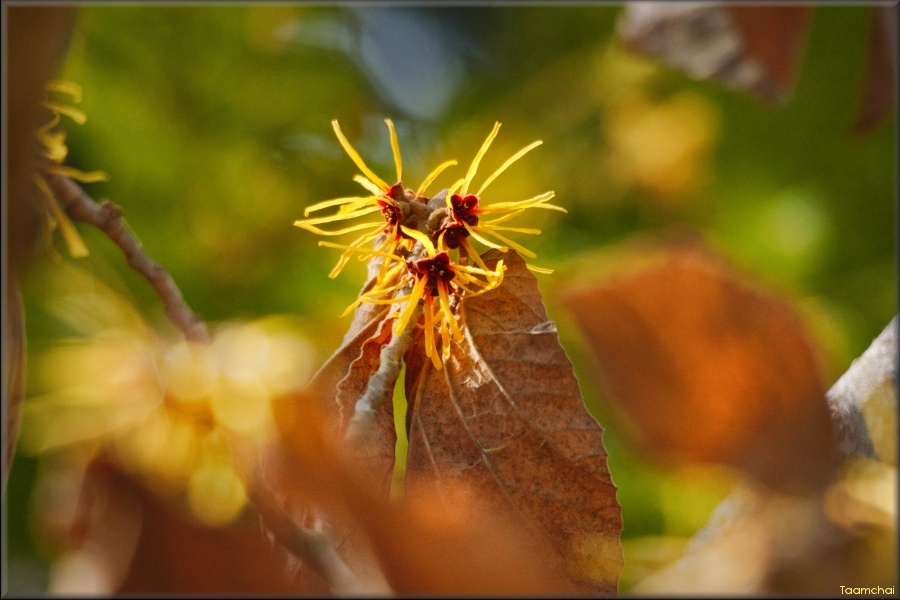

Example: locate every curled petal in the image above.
[417,160,457,198]
[437,282,464,342]
[472,226,537,259]
[424,298,441,370]
[462,222,508,253]
[476,139,542,196]
[354,175,385,197]
[294,221,383,236]
[33,174,89,258]
[304,195,377,216]
[393,275,428,337]
[47,166,109,183]
[43,101,87,125]
[474,191,562,214]
[399,225,437,256]
[385,119,402,183]
[45,80,83,102]
[332,120,390,191]
[463,122,500,196]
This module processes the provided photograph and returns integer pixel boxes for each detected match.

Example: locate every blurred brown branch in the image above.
[247,469,364,595]
[827,316,897,463]
[46,173,210,344]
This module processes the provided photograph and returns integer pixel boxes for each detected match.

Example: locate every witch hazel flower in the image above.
[294,119,456,287]
[379,227,505,369]
[436,122,566,274]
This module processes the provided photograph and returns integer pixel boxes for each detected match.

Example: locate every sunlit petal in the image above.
[476,140,542,196]
[462,122,500,196]
[304,196,376,216]
[332,120,390,191]
[417,160,457,198]
[385,119,402,183]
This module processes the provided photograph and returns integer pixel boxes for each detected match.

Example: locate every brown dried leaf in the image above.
[632,317,898,594]
[618,3,810,104]
[561,239,841,491]
[724,6,811,96]
[403,249,623,594]
[306,320,385,413]
[854,6,897,134]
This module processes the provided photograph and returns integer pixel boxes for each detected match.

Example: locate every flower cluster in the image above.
[33,81,108,259]
[295,120,564,368]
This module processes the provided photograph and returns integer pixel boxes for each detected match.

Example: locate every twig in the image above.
[826,315,897,460]
[345,303,421,445]
[247,469,365,596]
[44,172,210,344]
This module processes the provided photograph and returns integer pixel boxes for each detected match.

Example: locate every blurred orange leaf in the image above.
[118,475,301,594]
[403,249,624,594]
[561,238,841,491]
[270,399,572,596]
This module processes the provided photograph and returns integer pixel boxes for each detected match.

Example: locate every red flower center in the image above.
[407,251,455,295]
[378,200,401,227]
[439,223,469,250]
[450,194,480,226]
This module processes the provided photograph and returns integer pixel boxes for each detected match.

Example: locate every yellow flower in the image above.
[34,80,108,259]
[438,122,566,274]
[295,120,564,368]
[316,224,505,369]
[294,119,456,287]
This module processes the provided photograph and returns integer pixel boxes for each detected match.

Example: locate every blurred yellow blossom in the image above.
[22,267,316,525]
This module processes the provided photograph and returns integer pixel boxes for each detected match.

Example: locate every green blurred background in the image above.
[8,4,895,593]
